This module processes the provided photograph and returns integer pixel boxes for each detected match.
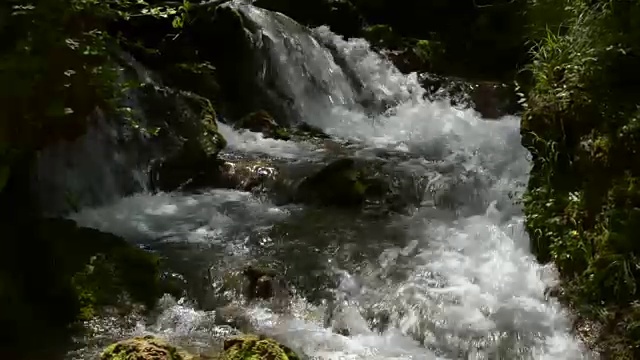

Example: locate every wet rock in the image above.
[544,284,564,300]
[207,4,292,123]
[0,217,167,335]
[419,73,521,118]
[150,143,227,192]
[383,48,430,74]
[222,334,301,360]
[362,25,439,74]
[294,158,389,207]
[216,159,279,192]
[235,110,291,140]
[215,265,291,304]
[296,122,331,140]
[54,219,167,321]
[215,303,254,332]
[101,335,195,360]
[140,84,229,192]
[243,265,291,302]
[469,81,521,119]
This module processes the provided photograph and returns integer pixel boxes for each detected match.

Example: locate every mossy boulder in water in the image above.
[0,217,170,356]
[45,218,167,320]
[295,158,388,207]
[101,335,195,360]
[221,335,300,360]
[140,85,229,192]
[235,110,291,141]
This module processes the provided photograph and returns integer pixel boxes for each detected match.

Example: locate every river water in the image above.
[63,2,592,359]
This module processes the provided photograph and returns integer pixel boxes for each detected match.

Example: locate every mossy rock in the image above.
[295,158,387,207]
[139,85,229,192]
[41,218,166,321]
[217,265,290,302]
[220,335,300,360]
[101,335,195,360]
[362,24,403,50]
[138,84,226,157]
[0,216,169,357]
[235,111,291,141]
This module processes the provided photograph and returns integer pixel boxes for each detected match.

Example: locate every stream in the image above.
[58,2,592,359]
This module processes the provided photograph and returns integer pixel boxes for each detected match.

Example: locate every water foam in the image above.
[70,188,293,245]
[218,122,323,159]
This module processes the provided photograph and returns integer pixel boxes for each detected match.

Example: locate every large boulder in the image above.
[0,217,173,357]
[101,334,302,360]
[139,85,228,192]
[45,218,169,321]
[215,265,291,304]
[101,336,195,360]
[221,334,301,360]
[294,158,389,207]
[235,110,291,141]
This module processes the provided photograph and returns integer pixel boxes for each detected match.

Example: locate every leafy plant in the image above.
[521,0,640,357]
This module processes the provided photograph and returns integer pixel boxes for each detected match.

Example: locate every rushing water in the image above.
[63,2,593,359]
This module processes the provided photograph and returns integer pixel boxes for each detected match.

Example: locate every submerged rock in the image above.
[222,334,301,360]
[101,335,195,360]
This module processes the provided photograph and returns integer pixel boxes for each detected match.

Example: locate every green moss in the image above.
[101,335,194,360]
[294,158,386,207]
[362,24,402,49]
[221,335,300,360]
[40,219,164,321]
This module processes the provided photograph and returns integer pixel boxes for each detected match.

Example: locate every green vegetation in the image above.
[0,218,170,356]
[521,0,640,357]
[0,0,194,194]
[0,0,214,357]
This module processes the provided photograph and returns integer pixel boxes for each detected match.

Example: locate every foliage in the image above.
[0,0,193,194]
[350,0,528,80]
[521,0,640,357]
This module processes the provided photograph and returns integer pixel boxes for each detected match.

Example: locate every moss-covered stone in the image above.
[235,111,291,141]
[362,25,402,49]
[221,335,300,360]
[101,335,195,360]
[139,85,229,192]
[43,219,165,321]
[0,215,170,357]
[294,158,389,208]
